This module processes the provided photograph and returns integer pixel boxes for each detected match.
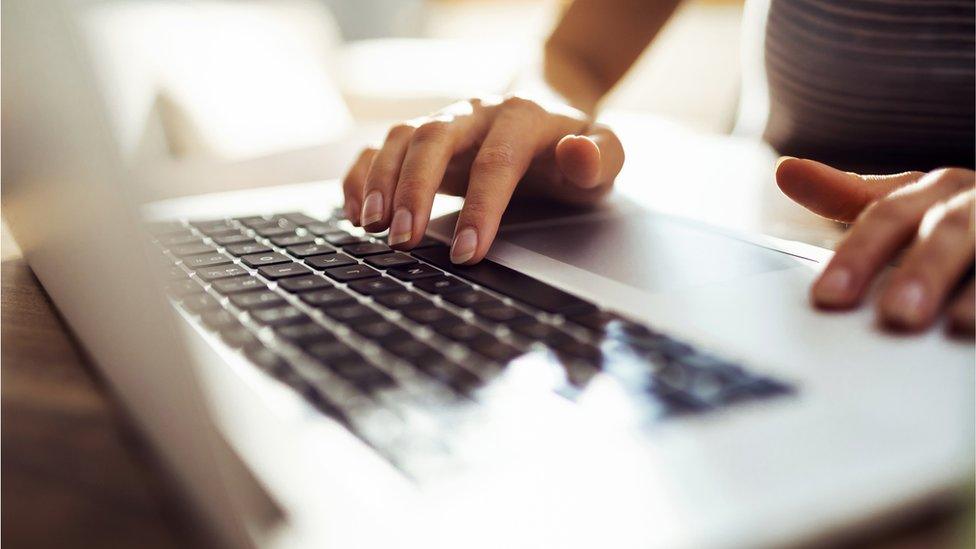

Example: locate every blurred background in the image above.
[80,0,745,196]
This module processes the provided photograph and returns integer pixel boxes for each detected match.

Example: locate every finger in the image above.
[775,157,923,222]
[946,278,976,338]
[451,99,565,264]
[554,125,624,189]
[811,168,974,309]
[877,190,975,331]
[341,147,377,226]
[388,103,486,249]
[360,123,416,231]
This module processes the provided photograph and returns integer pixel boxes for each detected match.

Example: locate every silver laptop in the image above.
[4,2,973,548]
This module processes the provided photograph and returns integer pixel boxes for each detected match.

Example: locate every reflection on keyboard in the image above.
[151,212,793,473]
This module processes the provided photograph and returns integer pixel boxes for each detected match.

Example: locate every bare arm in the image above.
[544,0,683,114]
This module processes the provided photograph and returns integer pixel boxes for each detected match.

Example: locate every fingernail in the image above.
[344,200,361,225]
[450,227,478,264]
[388,209,412,246]
[886,280,927,326]
[361,191,383,226]
[814,268,852,306]
[775,156,797,170]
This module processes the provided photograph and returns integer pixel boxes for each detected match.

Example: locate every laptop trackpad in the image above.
[499,214,799,294]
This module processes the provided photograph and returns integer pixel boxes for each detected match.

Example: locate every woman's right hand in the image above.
[341,95,624,264]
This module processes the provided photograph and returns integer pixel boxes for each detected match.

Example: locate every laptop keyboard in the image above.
[150,211,793,472]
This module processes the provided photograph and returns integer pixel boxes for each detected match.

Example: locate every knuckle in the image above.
[411,120,451,144]
[936,205,974,234]
[863,197,908,224]
[930,167,975,192]
[386,123,415,141]
[472,143,518,172]
[500,95,543,117]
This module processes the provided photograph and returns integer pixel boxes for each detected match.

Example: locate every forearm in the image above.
[542,45,608,116]
[517,0,683,116]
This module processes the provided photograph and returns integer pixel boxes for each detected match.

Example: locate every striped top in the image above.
[763,0,975,173]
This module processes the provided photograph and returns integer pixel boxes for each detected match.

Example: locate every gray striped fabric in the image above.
[763,0,975,173]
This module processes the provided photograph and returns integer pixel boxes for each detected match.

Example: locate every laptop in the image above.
[4,2,973,548]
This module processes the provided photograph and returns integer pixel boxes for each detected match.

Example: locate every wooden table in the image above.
[1,225,204,548]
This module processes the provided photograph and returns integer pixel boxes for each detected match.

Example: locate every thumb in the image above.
[555,126,624,189]
[775,157,923,222]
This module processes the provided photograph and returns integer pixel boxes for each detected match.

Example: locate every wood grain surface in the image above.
[1,227,202,548]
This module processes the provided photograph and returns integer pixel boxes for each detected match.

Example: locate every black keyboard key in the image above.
[268,216,299,229]
[220,326,259,348]
[402,306,458,325]
[364,253,418,269]
[374,291,431,310]
[279,212,319,226]
[323,232,367,246]
[413,275,469,295]
[211,276,267,294]
[345,242,392,257]
[286,243,335,259]
[201,226,242,238]
[415,359,481,393]
[225,242,272,256]
[553,340,603,365]
[184,253,233,269]
[304,222,337,236]
[473,303,530,324]
[213,232,257,245]
[196,264,249,281]
[432,321,490,342]
[442,289,500,308]
[509,319,575,347]
[166,279,203,296]
[412,246,595,315]
[250,305,309,326]
[201,310,239,331]
[321,304,381,324]
[305,253,356,270]
[469,336,524,363]
[258,263,312,280]
[299,288,356,308]
[566,310,621,333]
[347,277,403,295]
[189,219,230,231]
[275,323,336,346]
[324,264,380,282]
[181,293,220,314]
[229,290,286,310]
[244,347,286,373]
[332,360,395,392]
[255,226,295,238]
[278,275,333,293]
[387,263,442,281]
[240,252,291,268]
[351,320,410,342]
[271,234,315,247]
[380,338,441,363]
[306,340,357,363]
[172,243,217,257]
[413,236,445,249]
[236,215,272,228]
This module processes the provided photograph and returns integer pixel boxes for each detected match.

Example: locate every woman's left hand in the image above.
[775,158,975,336]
